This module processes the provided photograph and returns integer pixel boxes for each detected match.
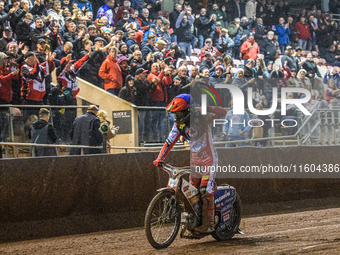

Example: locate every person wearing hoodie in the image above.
[118,55,131,85]
[222,98,251,147]
[118,75,137,104]
[240,32,259,62]
[29,108,57,157]
[99,46,123,96]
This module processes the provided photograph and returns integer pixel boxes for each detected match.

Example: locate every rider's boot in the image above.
[194,192,215,233]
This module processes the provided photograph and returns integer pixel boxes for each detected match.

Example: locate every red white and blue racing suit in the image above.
[156,106,227,193]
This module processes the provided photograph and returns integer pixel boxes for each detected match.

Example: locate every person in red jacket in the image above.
[21,51,54,120]
[98,46,123,96]
[0,52,19,105]
[0,52,19,155]
[147,61,172,141]
[240,33,260,63]
[295,16,310,50]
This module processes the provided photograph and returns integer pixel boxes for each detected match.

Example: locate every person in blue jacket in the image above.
[276,17,291,54]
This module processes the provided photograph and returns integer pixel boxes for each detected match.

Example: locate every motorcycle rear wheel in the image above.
[145,190,181,249]
[211,192,242,241]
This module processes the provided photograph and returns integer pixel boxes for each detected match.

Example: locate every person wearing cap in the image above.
[217,28,235,55]
[29,108,57,157]
[115,10,131,32]
[240,32,260,62]
[276,17,291,54]
[21,51,53,120]
[210,21,223,47]
[114,0,133,26]
[70,104,103,155]
[134,68,150,106]
[99,46,123,96]
[281,45,298,71]
[97,0,115,27]
[0,26,16,52]
[209,3,227,28]
[16,12,33,48]
[199,52,215,73]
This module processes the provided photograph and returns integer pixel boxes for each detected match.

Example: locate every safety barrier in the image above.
[0,147,339,242]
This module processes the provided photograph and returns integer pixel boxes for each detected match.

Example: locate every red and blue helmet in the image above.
[166,94,191,112]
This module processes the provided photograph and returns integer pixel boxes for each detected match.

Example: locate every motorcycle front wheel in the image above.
[145,190,181,249]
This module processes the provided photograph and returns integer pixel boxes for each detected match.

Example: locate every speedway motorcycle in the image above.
[145,162,242,249]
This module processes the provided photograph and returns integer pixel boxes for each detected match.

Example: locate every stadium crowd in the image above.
[0,0,340,150]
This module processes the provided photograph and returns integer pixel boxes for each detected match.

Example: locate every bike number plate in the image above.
[168,178,178,188]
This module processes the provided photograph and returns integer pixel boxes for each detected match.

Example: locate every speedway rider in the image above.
[153,93,227,233]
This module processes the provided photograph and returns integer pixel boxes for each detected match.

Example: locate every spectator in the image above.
[323,68,340,88]
[21,52,54,120]
[63,21,84,58]
[210,65,226,86]
[114,0,133,26]
[228,18,244,60]
[97,0,115,27]
[296,69,312,89]
[295,16,310,50]
[53,41,74,66]
[325,79,340,107]
[29,108,57,157]
[199,52,215,73]
[264,31,278,65]
[317,23,335,56]
[243,58,255,79]
[281,46,298,71]
[70,105,103,155]
[254,17,267,54]
[229,0,242,21]
[275,1,287,19]
[276,17,291,54]
[117,55,131,84]
[0,27,16,52]
[8,0,29,33]
[195,8,215,49]
[217,28,235,55]
[156,19,171,45]
[118,74,137,103]
[139,8,152,30]
[48,0,65,27]
[73,0,93,14]
[98,46,123,96]
[240,33,259,62]
[130,50,152,76]
[16,12,32,48]
[200,38,218,61]
[169,3,182,43]
[245,0,256,20]
[0,52,19,105]
[307,14,318,51]
[128,9,141,30]
[30,17,49,51]
[209,3,227,28]
[131,0,145,14]
[0,1,16,32]
[302,53,321,79]
[222,98,251,147]
[141,33,157,60]
[116,10,131,32]
[134,67,150,106]
[211,21,223,47]
[175,8,195,56]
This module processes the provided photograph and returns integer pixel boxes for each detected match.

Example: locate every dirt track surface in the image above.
[0,207,340,255]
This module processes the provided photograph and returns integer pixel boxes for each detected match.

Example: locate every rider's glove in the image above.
[153,159,161,167]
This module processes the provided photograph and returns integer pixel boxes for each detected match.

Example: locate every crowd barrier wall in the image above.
[0,146,339,242]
